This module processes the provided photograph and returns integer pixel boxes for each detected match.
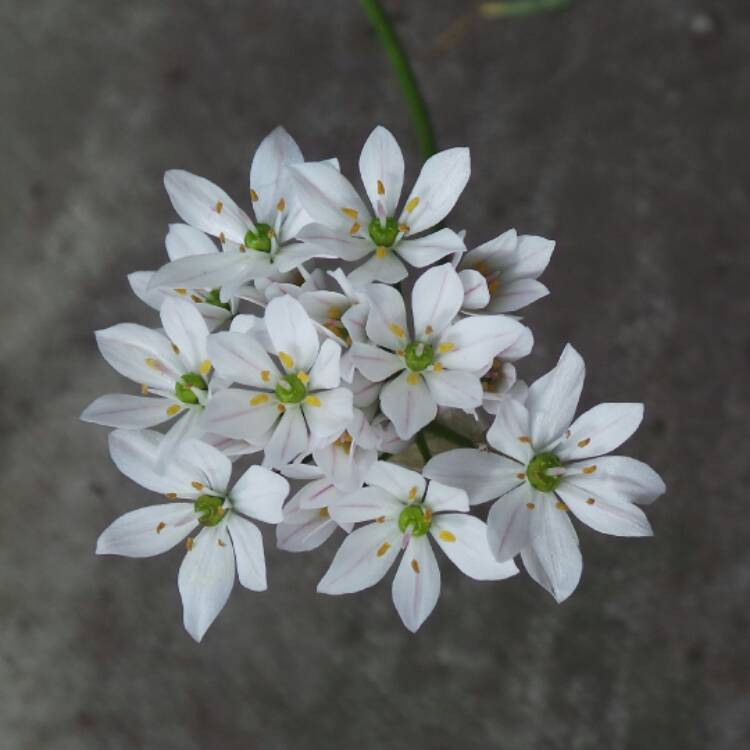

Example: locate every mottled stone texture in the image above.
[2,1,747,748]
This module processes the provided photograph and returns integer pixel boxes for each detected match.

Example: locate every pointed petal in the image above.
[350,342,404,382]
[392,536,440,632]
[160,297,209,372]
[303,387,353,442]
[165,223,219,261]
[276,492,341,552]
[556,403,644,461]
[294,224,370,261]
[230,465,289,523]
[458,269,490,310]
[380,371,437,440]
[424,480,469,513]
[308,338,342,391]
[359,125,404,217]
[263,408,309,468]
[150,252,266,293]
[80,394,176,429]
[411,263,464,338]
[348,251,409,285]
[486,482,536,562]
[175,438,232,495]
[328,486,403,524]
[397,229,466,270]
[423,369,482,410]
[207,331,279,388]
[364,283,408,350]
[486,398,534,463]
[202,389,278,441]
[227,516,267,591]
[485,278,549,314]
[265,295,319,371]
[155,408,202,469]
[365,461,425,502]
[128,271,164,310]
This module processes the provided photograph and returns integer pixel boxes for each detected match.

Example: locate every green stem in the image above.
[359,0,438,160]
[415,431,432,462]
[425,421,475,448]
[479,0,572,19]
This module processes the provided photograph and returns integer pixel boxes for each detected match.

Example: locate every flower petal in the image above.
[128,271,165,310]
[487,482,537,562]
[431,514,518,580]
[437,316,529,372]
[96,503,197,557]
[485,278,549,314]
[423,369,482,410]
[178,524,236,642]
[424,480,469,513]
[365,461,425,502]
[486,398,534,463]
[276,493,341,552]
[359,125,404,217]
[380,371,437,440]
[165,223,219,261]
[265,295,320,372]
[392,536,440,633]
[397,228,466,269]
[160,297,209,373]
[308,338,342,391]
[149,252,265,293]
[364,283,408,350]
[458,269,490,310]
[399,147,470,234]
[207,331,279,388]
[347,252,408,285]
[329,486,403,524]
[294,224,371,262]
[80,394,177,429]
[227,516,267,591]
[230,465,289,523]
[317,521,402,594]
[556,403,644,461]
[263,408,309,468]
[350,342,404,382]
[203,389,278,441]
[303,387,353,442]
[411,263,464,339]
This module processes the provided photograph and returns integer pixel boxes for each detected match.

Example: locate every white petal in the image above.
[425,480,469,513]
[317,521,402,594]
[437,315,529,372]
[350,342,404,382]
[380,371,436,440]
[160,297,209,372]
[263,408,309,468]
[359,125,404,217]
[202,389,278,441]
[294,224,370,262]
[308,338,342,391]
[155,408,203,469]
[230,465,289,523]
[96,503,197,557]
[149,252,263,292]
[526,344,586,450]
[274,241,355,274]
[556,403,644,461]
[365,460,425,501]
[399,147,470,234]
[250,125,304,224]
[411,263,464,338]
[227,516,267,591]
[486,482,536,562]
[347,252,408,285]
[165,223,219,261]
[164,170,252,244]
[178,524,236,642]
[397,228,466,270]
[276,494,341,552]
[424,449,523,505]
[351,370,382,408]
[363,282,408,351]
[290,162,370,231]
[458,269,490,310]
[431,514,518,580]
[128,271,165,310]
[265,295,320,372]
[511,234,555,279]
[80,394,176,429]
[522,499,582,603]
[207,331,279,388]
[423,369,482,410]
[562,456,665,506]
[175,438,232,495]
[391,536,440,632]
[486,398,534,463]
[329,486,403,524]
[485,278,549,314]
[303,388,353,442]
[279,463,325,482]
[312,441,376,493]
[556,483,653,537]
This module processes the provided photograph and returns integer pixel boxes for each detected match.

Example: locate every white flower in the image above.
[424,344,666,603]
[275,463,352,552]
[456,228,555,313]
[80,297,217,465]
[96,431,289,642]
[319,461,517,632]
[129,224,238,330]
[479,326,533,415]
[203,295,353,468]
[350,263,529,439]
[148,127,335,300]
[290,126,469,285]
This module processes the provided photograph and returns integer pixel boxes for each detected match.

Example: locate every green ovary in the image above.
[526,452,563,492]
[404,341,435,372]
[194,495,227,527]
[368,217,399,247]
[244,223,273,252]
[175,372,208,405]
[398,504,431,537]
[274,373,307,404]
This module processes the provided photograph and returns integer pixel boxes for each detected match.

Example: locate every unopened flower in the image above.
[319,461,517,632]
[96,431,289,641]
[424,344,665,602]
[291,126,469,285]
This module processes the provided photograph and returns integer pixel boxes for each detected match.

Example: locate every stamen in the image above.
[199,359,212,375]
[376,542,391,557]
[406,372,419,385]
[432,363,444,372]
[219,232,226,244]
[191,481,204,490]
[518,435,531,443]
[586,497,596,505]
[408,486,418,500]
[425,325,433,335]
[341,207,358,219]
[276,197,285,212]
[145,357,162,370]
[405,196,420,213]
[250,189,259,202]
[190,294,202,303]
[375,515,385,523]
[555,501,568,511]
[438,342,455,354]
[156,522,166,534]
[577,438,591,448]
[411,559,420,574]
[175,288,187,295]
[250,394,269,406]
[166,404,181,416]
[349,222,361,236]
[526,502,536,509]
[398,223,409,233]
[319,507,330,518]
[438,530,456,542]
[297,371,310,384]
[516,472,526,480]
[172,343,180,355]
[376,179,385,195]
[277,404,286,413]
[164,493,177,499]
[185,537,194,551]
[328,306,342,320]
[261,370,271,382]
[140,384,149,395]
[388,323,405,338]
[217,539,226,547]
[305,395,321,407]
[375,246,387,258]
[214,201,223,214]
[582,465,598,475]
[278,351,294,370]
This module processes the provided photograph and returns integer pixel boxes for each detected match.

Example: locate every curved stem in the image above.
[425,421,475,448]
[359,0,438,160]
[479,0,572,18]
[415,431,432,462]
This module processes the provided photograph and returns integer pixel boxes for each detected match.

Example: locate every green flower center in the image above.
[526,452,563,492]
[202,288,231,312]
[398,504,431,537]
[244,223,273,253]
[404,341,435,372]
[175,372,208,405]
[274,373,307,404]
[368,217,399,248]
[194,494,227,527]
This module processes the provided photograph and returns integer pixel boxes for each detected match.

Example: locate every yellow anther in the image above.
[276,197,285,212]
[191,481,204,491]
[214,200,223,213]
[328,306,342,320]
[175,288,187,295]
[388,323,405,338]
[217,538,226,547]
[423,508,433,523]
[475,261,489,276]
[185,537,194,551]
[250,188,259,202]
[250,394,269,406]
[199,359,212,375]
[586,497,596,505]
[277,403,286,413]
[408,486,418,500]
[239,246,246,253]
[297,371,310,384]
[488,279,500,295]
[406,372,419,385]
[219,232,226,244]
[261,370,271,383]
[516,472,526,480]
[140,384,149,395]
[319,507,330,519]
[439,530,456,542]
[438,342,455,354]
[341,207,359,219]
[582,465,598,475]
[278,351,294,370]
[156,522,166,534]
[527,502,536,509]
[190,294,202,303]
[577,438,591,448]
[425,325,433,335]
[375,515,386,523]
[166,404,181,416]
[164,493,177,500]
[556,501,568,511]
[305,395,322,407]
[432,362,444,373]
[405,196,420,213]
[266,227,275,238]
[518,436,531,443]
[376,542,391,557]
[375,246,387,258]
[349,222,361,236]
[398,223,409,233]
[171,343,180,355]
[145,357,161,370]
[377,179,385,195]
[411,559,420,574]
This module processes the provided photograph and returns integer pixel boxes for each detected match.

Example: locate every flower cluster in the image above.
[83,126,665,640]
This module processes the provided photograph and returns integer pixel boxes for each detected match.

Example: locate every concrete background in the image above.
[2,0,748,748]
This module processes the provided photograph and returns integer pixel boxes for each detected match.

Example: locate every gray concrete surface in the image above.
[2,1,748,748]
